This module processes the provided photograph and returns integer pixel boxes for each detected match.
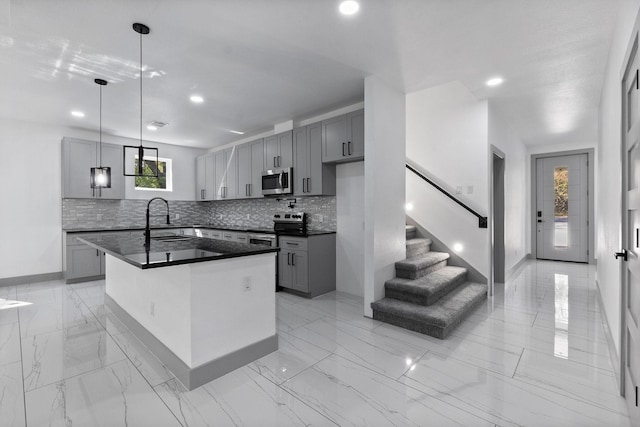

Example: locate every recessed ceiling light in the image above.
[71,111,85,118]
[486,77,504,87]
[229,130,245,135]
[147,121,167,131]
[190,95,204,104]
[339,0,360,15]
[147,124,158,131]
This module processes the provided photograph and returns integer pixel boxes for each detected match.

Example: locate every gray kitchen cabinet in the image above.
[62,137,125,199]
[67,245,103,282]
[237,138,264,198]
[278,234,336,297]
[214,148,237,200]
[321,109,364,163]
[196,153,215,201]
[264,130,293,169]
[65,231,131,283]
[293,122,336,196]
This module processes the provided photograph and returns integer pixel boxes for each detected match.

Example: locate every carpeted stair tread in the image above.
[371,282,488,339]
[406,238,432,258]
[395,251,449,280]
[405,225,417,239]
[385,266,467,306]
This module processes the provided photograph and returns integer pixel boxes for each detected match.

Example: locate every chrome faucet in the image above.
[144,197,170,250]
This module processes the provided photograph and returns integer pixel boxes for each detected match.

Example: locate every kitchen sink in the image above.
[150,235,194,242]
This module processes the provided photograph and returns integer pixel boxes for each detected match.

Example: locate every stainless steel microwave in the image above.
[261,167,292,196]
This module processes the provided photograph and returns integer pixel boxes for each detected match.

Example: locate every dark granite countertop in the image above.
[277,230,337,237]
[65,225,336,236]
[78,234,279,269]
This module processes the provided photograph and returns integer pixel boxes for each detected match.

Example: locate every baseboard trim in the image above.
[105,294,278,390]
[0,271,63,287]
[595,279,621,393]
[505,255,528,282]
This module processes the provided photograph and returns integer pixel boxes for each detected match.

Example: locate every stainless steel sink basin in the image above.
[150,235,193,242]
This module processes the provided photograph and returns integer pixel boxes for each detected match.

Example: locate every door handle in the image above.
[615,249,628,261]
[273,157,277,168]
[287,253,291,265]
[348,141,352,155]
[537,220,544,223]
[246,184,249,196]
[342,142,346,156]
[307,177,311,192]
[303,178,307,193]
[291,253,295,266]
[278,156,281,167]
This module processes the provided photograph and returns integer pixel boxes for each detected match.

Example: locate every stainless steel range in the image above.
[273,212,307,236]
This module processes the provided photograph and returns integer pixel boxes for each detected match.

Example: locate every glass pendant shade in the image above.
[90,78,111,189]
[90,167,112,188]
[124,22,159,178]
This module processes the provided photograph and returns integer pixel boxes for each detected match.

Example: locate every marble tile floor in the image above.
[0,260,631,426]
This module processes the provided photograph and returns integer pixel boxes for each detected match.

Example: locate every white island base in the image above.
[105,252,278,390]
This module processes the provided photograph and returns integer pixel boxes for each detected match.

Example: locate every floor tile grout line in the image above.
[16,298,28,427]
[512,347,525,379]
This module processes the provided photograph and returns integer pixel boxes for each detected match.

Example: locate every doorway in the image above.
[535,154,589,263]
[620,29,640,425]
[492,152,505,284]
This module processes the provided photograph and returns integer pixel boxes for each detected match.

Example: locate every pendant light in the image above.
[90,78,111,188]
[123,22,159,177]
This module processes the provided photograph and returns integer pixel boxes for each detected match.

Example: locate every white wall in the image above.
[488,104,528,272]
[405,81,490,278]
[597,0,640,357]
[336,161,364,297]
[0,117,203,281]
[364,76,406,317]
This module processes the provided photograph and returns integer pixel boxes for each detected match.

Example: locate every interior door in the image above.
[622,37,640,425]
[536,154,588,262]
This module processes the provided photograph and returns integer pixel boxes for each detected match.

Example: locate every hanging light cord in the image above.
[139,28,143,149]
[99,83,102,167]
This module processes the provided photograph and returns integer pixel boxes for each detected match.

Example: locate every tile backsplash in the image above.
[62,196,336,231]
[206,196,336,231]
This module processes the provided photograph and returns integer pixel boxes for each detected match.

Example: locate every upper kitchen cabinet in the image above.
[237,138,264,198]
[264,130,293,169]
[293,123,335,196]
[321,109,364,163]
[62,137,125,199]
[195,153,215,201]
[214,147,238,200]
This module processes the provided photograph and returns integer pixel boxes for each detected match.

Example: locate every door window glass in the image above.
[554,166,568,248]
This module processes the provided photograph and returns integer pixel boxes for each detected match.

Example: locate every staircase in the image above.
[371,225,487,339]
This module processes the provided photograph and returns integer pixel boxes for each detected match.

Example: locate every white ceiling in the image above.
[0,0,620,149]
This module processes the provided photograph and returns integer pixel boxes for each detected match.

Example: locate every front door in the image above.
[622,34,640,425]
[536,154,589,262]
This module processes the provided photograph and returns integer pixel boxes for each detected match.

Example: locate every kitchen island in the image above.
[79,234,279,390]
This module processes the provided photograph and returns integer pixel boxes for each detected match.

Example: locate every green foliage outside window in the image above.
[135,158,167,189]
[554,167,568,217]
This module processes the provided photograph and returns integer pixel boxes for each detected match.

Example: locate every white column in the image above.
[363,76,407,317]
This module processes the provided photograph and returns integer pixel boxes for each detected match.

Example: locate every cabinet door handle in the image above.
[287,242,299,246]
[342,142,346,156]
[278,156,281,167]
[273,157,277,168]
[248,183,252,196]
[307,177,311,192]
[291,253,295,266]
[287,253,291,265]
[96,249,99,256]
[246,184,249,196]
[348,141,352,155]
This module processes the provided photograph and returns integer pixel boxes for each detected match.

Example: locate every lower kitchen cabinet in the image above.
[278,234,336,298]
[67,245,104,282]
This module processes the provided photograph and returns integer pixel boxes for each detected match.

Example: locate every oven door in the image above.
[261,168,291,195]
[248,234,276,247]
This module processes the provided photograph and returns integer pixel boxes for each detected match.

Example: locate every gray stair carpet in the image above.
[405,225,416,240]
[406,238,432,258]
[395,251,450,280]
[385,266,467,306]
[371,282,488,339]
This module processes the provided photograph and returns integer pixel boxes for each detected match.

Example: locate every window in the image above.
[553,166,568,248]
[134,156,173,192]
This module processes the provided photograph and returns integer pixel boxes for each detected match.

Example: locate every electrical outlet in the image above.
[467,185,474,194]
[150,302,155,316]
[246,214,250,219]
[175,213,180,220]
[242,276,252,292]
[97,213,103,221]
[456,186,462,195]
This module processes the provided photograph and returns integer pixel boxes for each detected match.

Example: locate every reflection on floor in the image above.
[0,260,631,426]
